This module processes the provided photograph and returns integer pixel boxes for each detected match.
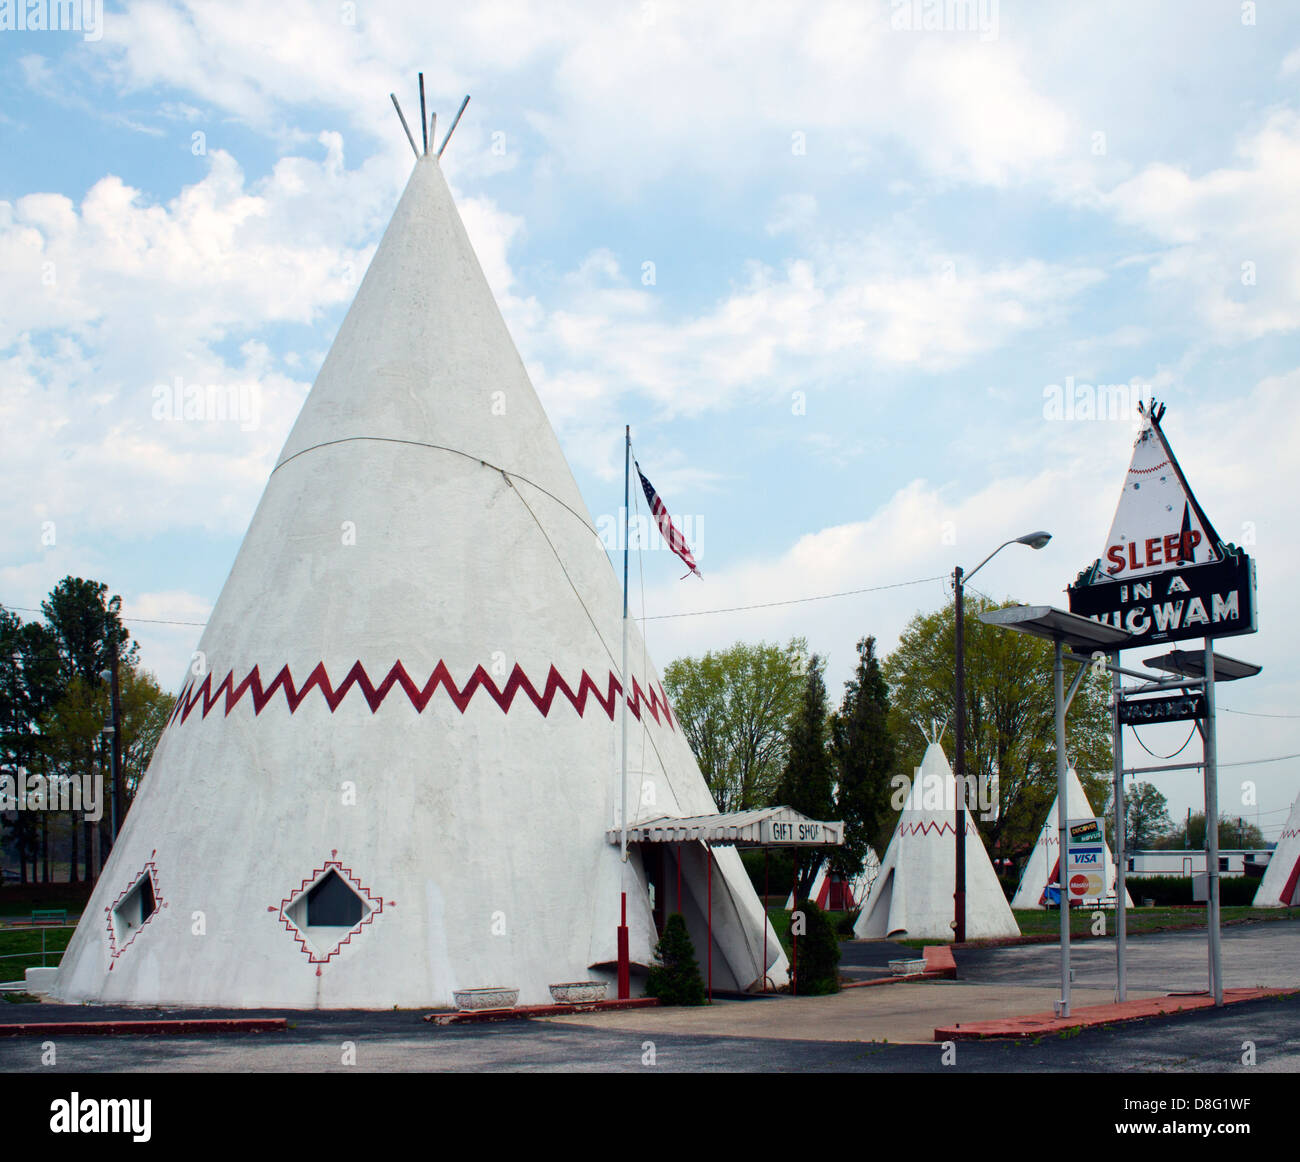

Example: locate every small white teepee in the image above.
[52,143,787,1008]
[1254,794,1300,907]
[784,849,880,911]
[1012,769,1132,909]
[853,742,1019,942]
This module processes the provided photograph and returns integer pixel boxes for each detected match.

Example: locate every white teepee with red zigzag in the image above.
[1012,767,1132,910]
[853,740,1018,941]
[53,134,786,1008]
[1254,793,1300,907]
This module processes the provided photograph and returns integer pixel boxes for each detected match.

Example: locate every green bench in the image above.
[30,909,67,926]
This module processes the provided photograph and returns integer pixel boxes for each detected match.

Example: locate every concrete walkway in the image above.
[545,981,1154,1044]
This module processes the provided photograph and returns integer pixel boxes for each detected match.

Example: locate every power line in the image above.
[637,575,946,621]
[8,575,948,631]
[2,604,207,628]
[1221,707,1300,720]
[1221,752,1300,769]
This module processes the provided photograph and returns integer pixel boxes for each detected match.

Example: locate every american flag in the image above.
[635,462,701,579]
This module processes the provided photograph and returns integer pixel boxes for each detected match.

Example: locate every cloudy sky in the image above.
[2,1,1297,837]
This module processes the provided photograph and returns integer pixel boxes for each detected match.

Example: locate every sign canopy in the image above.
[1068,400,1257,647]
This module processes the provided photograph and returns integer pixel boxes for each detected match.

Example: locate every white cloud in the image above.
[1103,111,1300,342]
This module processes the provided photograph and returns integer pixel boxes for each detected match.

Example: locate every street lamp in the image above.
[953,531,1051,943]
[100,645,123,844]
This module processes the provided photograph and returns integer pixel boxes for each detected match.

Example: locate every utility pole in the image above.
[109,637,123,840]
[953,565,967,943]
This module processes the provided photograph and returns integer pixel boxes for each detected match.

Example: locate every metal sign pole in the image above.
[1112,649,1127,1002]
[1055,639,1070,1017]
[1203,638,1223,1005]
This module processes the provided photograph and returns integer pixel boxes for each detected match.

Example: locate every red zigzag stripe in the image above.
[167,660,675,731]
[897,819,979,838]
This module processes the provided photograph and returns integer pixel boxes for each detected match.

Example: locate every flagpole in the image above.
[621,425,630,861]
[618,424,631,1001]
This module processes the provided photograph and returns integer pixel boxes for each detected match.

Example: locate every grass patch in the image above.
[0,926,73,978]
[885,905,1300,949]
[1012,904,1300,939]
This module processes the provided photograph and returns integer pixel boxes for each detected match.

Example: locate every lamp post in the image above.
[953,531,1051,943]
[99,636,123,844]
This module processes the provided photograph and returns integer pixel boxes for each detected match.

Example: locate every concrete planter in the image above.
[453,987,519,1011]
[548,981,609,1004]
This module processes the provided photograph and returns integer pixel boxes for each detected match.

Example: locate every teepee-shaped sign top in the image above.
[1069,399,1256,645]
[1099,400,1223,582]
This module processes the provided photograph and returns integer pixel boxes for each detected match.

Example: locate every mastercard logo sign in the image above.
[1070,873,1104,897]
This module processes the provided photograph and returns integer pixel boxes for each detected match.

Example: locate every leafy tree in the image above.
[664,638,807,811]
[645,913,706,1005]
[1,582,159,885]
[883,597,1113,861]
[777,655,835,901]
[1109,781,1174,850]
[790,899,840,995]
[41,577,138,687]
[1,609,63,883]
[830,636,896,872]
[1178,813,1266,851]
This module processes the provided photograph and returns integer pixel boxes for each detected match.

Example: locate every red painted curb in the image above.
[934,987,1298,1041]
[424,998,660,1025]
[923,945,956,973]
[0,1018,288,1038]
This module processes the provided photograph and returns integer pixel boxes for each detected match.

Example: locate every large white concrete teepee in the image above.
[1012,769,1132,909]
[853,742,1019,941]
[53,152,787,1008]
[1254,794,1300,907]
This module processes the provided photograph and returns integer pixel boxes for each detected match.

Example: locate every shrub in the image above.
[835,909,860,937]
[645,913,706,1006]
[790,898,840,995]
[1126,875,1260,907]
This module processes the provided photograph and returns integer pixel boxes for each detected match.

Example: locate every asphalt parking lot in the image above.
[1,922,1295,1073]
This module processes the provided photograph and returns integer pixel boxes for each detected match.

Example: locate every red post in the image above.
[617,891,630,1000]
[763,847,769,993]
[706,844,712,1003]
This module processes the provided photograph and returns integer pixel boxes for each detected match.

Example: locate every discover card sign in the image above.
[1066,818,1107,904]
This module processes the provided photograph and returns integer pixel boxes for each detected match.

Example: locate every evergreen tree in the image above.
[645,913,706,1005]
[777,655,835,901]
[831,636,896,876]
[790,898,840,995]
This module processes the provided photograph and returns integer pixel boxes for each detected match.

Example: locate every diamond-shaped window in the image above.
[284,868,372,958]
[111,873,156,945]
